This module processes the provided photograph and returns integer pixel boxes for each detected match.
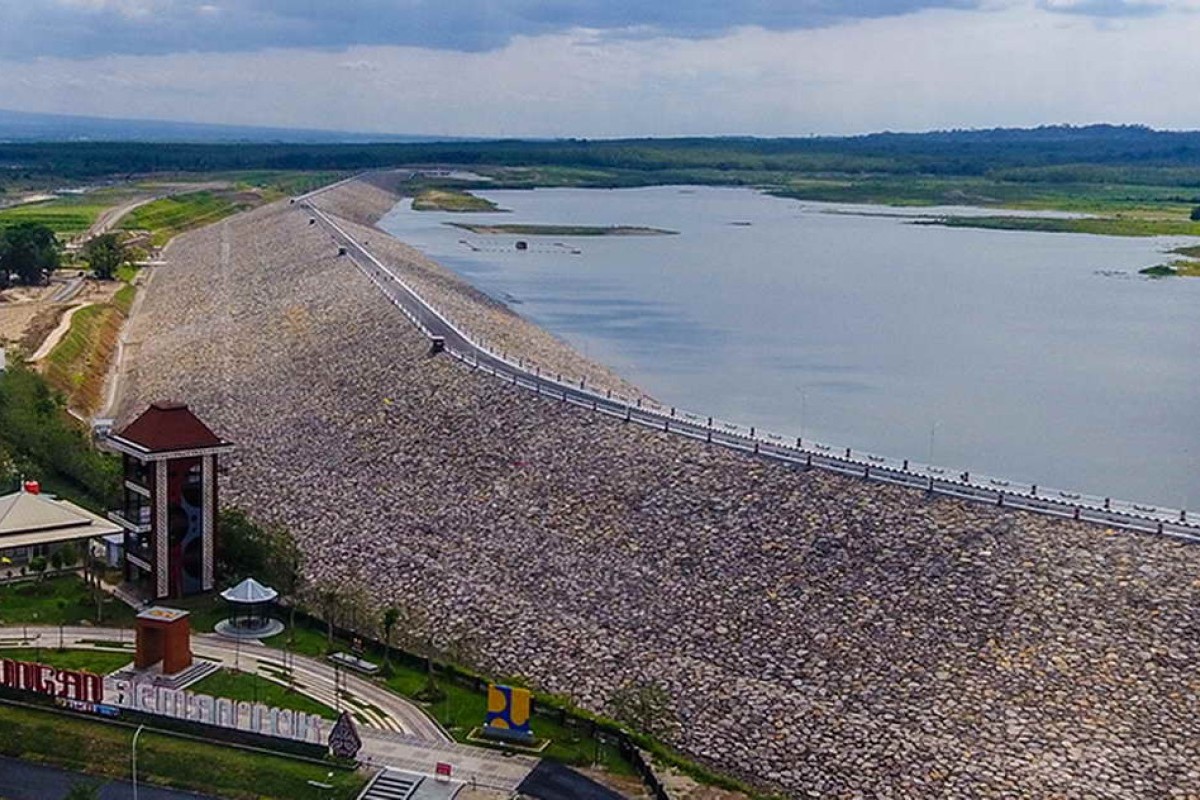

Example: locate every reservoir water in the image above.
[378,186,1200,509]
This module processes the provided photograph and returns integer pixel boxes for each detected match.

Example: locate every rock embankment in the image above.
[121,197,1200,799]
[308,178,645,399]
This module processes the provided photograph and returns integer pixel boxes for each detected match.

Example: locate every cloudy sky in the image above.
[0,0,1198,137]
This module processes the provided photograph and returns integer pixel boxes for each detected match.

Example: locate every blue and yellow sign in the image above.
[484,683,534,743]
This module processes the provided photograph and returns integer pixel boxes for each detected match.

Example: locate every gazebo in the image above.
[215,577,284,639]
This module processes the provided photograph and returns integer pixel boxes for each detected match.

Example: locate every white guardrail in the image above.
[298,185,1199,544]
[447,350,1198,539]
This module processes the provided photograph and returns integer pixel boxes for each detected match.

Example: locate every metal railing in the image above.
[302,193,1199,544]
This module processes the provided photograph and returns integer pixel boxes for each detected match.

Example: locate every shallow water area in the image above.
[379,186,1200,508]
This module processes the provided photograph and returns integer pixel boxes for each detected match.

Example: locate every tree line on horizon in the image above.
[5,124,1200,185]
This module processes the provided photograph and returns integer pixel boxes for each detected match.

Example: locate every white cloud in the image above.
[56,0,159,18]
[1,3,1199,136]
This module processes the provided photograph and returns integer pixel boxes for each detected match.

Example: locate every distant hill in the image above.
[2,119,1200,183]
[0,108,462,144]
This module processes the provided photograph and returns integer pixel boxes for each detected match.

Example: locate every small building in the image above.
[216,577,283,639]
[106,402,233,599]
[0,483,121,569]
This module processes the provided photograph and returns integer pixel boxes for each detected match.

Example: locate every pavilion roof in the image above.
[111,401,230,454]
[220,577,279,604]
[0,490,121,550]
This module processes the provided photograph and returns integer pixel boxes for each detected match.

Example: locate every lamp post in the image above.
[131,723,145,800]
[928,420,939,466]
[800,390,808,446]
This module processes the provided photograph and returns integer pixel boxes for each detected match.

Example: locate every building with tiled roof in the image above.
[0,484,121,565]
[107,402,233,599]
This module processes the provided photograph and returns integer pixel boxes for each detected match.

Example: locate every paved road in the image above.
[0,754,218,800]
[0,626,442,739]
[81,182,232,242]
[0,626,534,792]
[47,277,85,304]
[300,195,1200,543]
[517,761,625,800]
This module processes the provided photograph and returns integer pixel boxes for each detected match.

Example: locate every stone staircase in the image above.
[107,658,221,691]
[358,769,424,800]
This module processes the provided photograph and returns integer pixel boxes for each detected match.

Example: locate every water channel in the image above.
[378,186,1200,509]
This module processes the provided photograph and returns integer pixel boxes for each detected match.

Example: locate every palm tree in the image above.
[382,606,400,668]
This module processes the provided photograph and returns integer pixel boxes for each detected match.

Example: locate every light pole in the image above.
[928,421,939,465]
[131,723,145,800]
[333,661,342,712]
[800,390,808,445]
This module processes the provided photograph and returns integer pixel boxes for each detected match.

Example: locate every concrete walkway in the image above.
[29,302,88,361]
[0,626,535,792]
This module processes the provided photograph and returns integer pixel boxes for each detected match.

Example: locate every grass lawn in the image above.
[0,580,634,777]
[0,187,150,238]
[0,199,110,238]
[412,189,500,212]
[182,170,347,196]
[42,302,124,412]
[111,283,137,314]
[144,590,228,633]
[0,702,366,800]
[448,222,675,236]
[113,263,139,283]
[382,657,633,775]
[257,619,635,773]
[262,618,335,659]
[120,191,256,246]
[0,647,131,674]
[190,668,337,720]
[0,576,135,628]
[927,213,1200,237]
[41,280,138,413]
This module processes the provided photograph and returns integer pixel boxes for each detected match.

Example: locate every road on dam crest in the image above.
[299,187,1200,544]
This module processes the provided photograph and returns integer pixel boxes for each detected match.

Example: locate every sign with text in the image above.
[56,696,121,718]
[1,658,104,704]
[110,679,326,745]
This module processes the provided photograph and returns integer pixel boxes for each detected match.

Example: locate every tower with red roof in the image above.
[107,402,233,599]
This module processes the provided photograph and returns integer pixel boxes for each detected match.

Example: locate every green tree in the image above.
[265,523,304,641]
[381,606,400,668]
[217,507,303,605]
[216,508,308,666]
[0,222,60,285]
[216,507,269,583]
[309,578,345,649]
[29,554,47,582]
[0,361,119,507]
[81,232,126,280]
[49,548,63,573]
[58,541,78,568]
